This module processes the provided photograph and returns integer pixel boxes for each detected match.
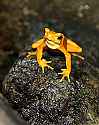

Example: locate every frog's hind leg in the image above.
[27,51,37,59]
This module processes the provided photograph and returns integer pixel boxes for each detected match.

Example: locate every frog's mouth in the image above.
[46,39,60,49]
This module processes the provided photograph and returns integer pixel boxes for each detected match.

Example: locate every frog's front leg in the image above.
[27,39,44,59]
[59,52,71,82]
[36,45,53,73]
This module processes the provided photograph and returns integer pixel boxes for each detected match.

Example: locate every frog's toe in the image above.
[40,59,53,73]
[58,69,70,82]
[27,51,36,59]
[42,59,52,64]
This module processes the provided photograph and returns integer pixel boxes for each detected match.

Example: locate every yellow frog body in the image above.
[27,28,83,82]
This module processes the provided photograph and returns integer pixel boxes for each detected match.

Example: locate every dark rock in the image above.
[2,51,99,125]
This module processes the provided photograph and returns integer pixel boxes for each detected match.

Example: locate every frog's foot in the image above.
[39,59,53,73]
[26,51,36,59]
[58,69,70,82]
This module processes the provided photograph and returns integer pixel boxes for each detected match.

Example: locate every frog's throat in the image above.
[46,39,60,49]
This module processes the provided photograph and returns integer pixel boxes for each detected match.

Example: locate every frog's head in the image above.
[44,28,64,49]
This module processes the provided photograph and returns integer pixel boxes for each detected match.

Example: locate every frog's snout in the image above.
[78,47,82,53]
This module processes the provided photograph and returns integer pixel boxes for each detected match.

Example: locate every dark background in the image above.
[0,0,99,87]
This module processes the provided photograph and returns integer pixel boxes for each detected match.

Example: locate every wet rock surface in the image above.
[2,51,99,125]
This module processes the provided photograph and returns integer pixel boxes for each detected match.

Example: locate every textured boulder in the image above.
[2,51,99,125]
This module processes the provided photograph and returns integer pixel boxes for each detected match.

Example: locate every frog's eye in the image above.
[44,28,50,33]
[57,35,63,40]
